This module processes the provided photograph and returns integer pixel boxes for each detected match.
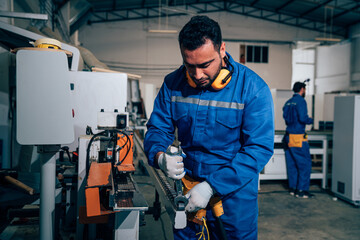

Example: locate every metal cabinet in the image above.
[332,96,360,206]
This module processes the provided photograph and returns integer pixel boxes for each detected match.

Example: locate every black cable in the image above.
[116,133,129,151]
[8,76,16,169]
[106,131,117,149]
[86,130,107,176]
[104,130,130,165]
[105,131,118,164]
[117,132,131,165]
[84,129,132,175]
[113,130,132,166]
[119,133,131,165]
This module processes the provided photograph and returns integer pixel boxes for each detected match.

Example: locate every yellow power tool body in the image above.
[182,175,228,239]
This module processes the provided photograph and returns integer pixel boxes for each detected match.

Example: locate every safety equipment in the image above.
[144,53,274,238]
[34,38,62,49]
[185,181,214,212]
[158,146,186,180]
[186,56,234,90]
[288,133,308,148]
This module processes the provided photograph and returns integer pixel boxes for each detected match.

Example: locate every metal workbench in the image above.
[260,130,332,189]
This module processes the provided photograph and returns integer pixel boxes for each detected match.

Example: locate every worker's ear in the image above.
[219,42,226,60]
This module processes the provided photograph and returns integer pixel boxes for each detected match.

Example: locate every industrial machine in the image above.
[332,95,360,206]
[0,20,191,239]
[77,110,148,239]
[0,20,151,239]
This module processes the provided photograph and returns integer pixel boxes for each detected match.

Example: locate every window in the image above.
[245,45,269,63]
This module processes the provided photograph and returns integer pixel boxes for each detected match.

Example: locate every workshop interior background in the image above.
[0,0,360,239]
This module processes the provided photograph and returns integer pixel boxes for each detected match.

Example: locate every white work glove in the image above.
[185,181,214,212]
[158,147,185,180]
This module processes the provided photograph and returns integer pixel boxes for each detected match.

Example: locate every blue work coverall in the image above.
[144,53,274,239]
[283,93,313,191]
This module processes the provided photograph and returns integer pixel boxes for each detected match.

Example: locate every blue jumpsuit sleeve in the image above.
[207,86,275,196]
[143,81,175,168]
[297,99,313,125]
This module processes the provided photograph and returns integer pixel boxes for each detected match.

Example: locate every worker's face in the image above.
[301,87,306,97]
[181,40,226,88]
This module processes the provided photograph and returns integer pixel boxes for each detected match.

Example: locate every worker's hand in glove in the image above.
[185,181,214,212]
[157,148,185,180]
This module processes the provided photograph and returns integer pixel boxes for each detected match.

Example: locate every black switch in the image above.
[116,114,127,129]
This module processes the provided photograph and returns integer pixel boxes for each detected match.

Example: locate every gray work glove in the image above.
[158,146,185,180]
[185,181,214,212]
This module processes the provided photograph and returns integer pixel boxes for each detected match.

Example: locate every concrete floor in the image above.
[137,177,360,240]
[257,182,360,240]
[1,171,360,240]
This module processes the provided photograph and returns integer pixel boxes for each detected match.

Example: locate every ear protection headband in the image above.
[186,56,234,90]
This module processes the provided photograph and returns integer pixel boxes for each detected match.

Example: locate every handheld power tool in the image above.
[182,175,228,240]
[166,144,188,229]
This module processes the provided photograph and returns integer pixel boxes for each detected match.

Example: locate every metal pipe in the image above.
[40,152,56,240]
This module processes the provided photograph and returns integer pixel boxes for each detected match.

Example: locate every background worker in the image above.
[283,82,314,198]
[144,15,274,239]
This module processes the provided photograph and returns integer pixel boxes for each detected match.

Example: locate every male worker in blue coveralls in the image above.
[283,81,314,198]
[144,15,274,239]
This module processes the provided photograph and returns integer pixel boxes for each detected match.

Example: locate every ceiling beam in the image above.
[88,0,347,37]
[331,3,360,20]
[250,0,260,6]
[276,0,295,12]
[299,0,332,18]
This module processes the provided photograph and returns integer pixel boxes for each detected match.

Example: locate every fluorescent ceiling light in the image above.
[315,37,342,42]
[148,29,178,34]
[160,6,197,15]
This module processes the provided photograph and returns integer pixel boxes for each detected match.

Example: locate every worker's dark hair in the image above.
[292,82,306,93]
[178,15,222,51]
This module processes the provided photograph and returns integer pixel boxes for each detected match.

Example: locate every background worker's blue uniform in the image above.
[144,53,274,239]
[283,93,313,191]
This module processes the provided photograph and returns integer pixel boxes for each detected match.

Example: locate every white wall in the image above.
[292,49,315,95]
[271,89,293,130]
[78,18,180,89]
[245,43,292,89]
[350,23,360,89]
[140,82,157,118]
[311,39,355,129]
[315,42,351,94]
[78,12,321,104]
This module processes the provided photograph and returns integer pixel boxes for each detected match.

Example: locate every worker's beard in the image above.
[301,92,306,98]
[197,60,223,89]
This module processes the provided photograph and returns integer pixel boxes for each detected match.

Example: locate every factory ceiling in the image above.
[83,0,360,38]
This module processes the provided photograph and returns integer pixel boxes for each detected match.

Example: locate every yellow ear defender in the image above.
[186,56,234,90]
